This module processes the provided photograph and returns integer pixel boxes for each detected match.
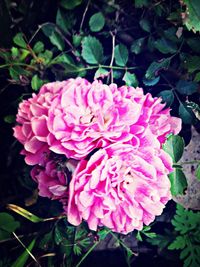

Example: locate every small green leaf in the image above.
[196,165,200,180]
[169,168,187,196]
[158,90,174,107]
[38,50,53,65]
[145,58,171,79]
[135,0,149,8]
[186,37,200,54]
[131,37,145,54]
[94,68,109,79]
[11,47,19,58]
[13,33,27,49]
[49,31,65,51]
[143,76,160,86]
[194,72,200,82]
[89,12,105,32]
[0,213,20,237]
[114,44,128,66]
[168,236,186,250]
[73,34,83,47]
[82,36,104,64]
[97,228,110,240]
[123,71,138,87]
[31,75,44,91]
[176,80,198,95]
[60,0,82,9]
[139,18,151,32]
[33,41,44,54]
[56,9,70,33]
[182,0,200,33]
[163,135,185,163]
[179,103,195,124]
[184,55,200,74]
[11,239,36,267]
[154,38,177,54]
[4,115,15,124]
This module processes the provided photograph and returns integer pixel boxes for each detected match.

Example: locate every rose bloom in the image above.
[13,81,69,165]
[67,143,173,234]
[47,78,181,160]
[31,158,78,200]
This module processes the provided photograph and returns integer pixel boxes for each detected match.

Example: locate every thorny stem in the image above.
[80,0,91,32]
[0,63,37,70]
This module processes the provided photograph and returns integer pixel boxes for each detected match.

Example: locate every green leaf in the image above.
[82,36,104,64]
[7,204,44,223]
[154,38,177,54]
[194,72,200,82]
[11,239,36,267]
[114,44,128,66]
[135,0,149,8]
[168,236,186,250]
[176,80,198,95]
[11,47,19,58]
[13,33,27,49]
[60,0,82,9]
[33,41,44,54]
[179,103,195,124]
[31,75,44,91]
[42,24,65,51]
[143,76,160,86]
[94,68,109,79]
[0,213,20,240]
[184,56,200,74]
[122,71,138,87]
[38,50,53,65]
[195,165,200,180]
[131,37,145,54]
[56,9,70,33]
[139,18,151,32]
[49,31,65,51]
[163,135,185,163]
[89,12,105,32]
[182,0,200,33]
[169,168,187,196]
[97,228,110,240]
[145,58,171,79]
[4,115,15,124]
[158,90,174,107]
[73,34,83,47]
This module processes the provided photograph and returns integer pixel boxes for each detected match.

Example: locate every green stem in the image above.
[180,160,200,165]
[76,241,99,267]
[0,63,37,70]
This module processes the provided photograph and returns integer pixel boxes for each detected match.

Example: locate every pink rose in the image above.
[31,158,78,199]
[47,78,181,159]
[67,144,172,234]
[47,79,144,159]
[13,81,69,165]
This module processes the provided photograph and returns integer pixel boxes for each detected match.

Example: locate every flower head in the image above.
[67,144,172,234]
[13,81,68,165]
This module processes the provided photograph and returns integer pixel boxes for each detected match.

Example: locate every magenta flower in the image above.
[67,144,173,234]
[31,158,78,199]
[47,78,181,160]
[13,81,69,165]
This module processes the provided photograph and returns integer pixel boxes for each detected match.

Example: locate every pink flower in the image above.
[31,158,78,199]
[13,81,69,165]
[47,78,181,159]
[67,144,172,234]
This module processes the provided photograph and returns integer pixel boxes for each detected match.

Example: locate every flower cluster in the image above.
[13,77,181,234]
